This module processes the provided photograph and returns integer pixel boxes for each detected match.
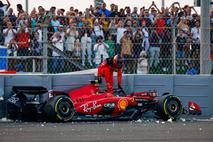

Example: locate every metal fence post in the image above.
[200,0,211,74]
[25,0,29,14]
[172,20,177,75]
[42,25,48,74]
[162,0,165,8]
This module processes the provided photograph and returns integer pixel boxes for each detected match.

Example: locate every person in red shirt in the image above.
[155,14,166,35]
[16,27,30,72]
[17,27,30,56]
[97,54,123,94]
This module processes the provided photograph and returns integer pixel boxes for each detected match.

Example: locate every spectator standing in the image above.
[186,62,198,75]
[142,21,150,52]
[191,20,200,58]
[154,13,166,37]
[30,31,42,72]
[7,8,17,25]
[57,9,67,26]
[147,2,161,24]
[65,24,79,56]
[137,50,148,74]
[0,0,10,16]
[105,34,115,58]
[29,9,38,33]
[37,6,45,24]
[51,15,61,33]
[16,13,29,33]
[72,39,82,62]
[132,29,143,73]
[99,13,109,38]
[161,28,172,72]
[149,28,161,68]
[31,31,42,56]
[17,26,30,56]
[131,7,138,19]
[49,6,56,15]
[108,17,117,40]
[140,9,152,28]
[81,32,92,66]
[161,29,172,58]
[51,32,64,73]
[3,22,16,46]
[16,4,25,17]
[176,30,187,71]
[116,20,126,54]
[177,18,190,38]
[16,26,30,72]
[94,36,109,67]
[100,3,111,17]
[93,19,104,39]
[176,30,187,58]
[120,31,133,73]
[110,4,119,17]
[7,38,17,56]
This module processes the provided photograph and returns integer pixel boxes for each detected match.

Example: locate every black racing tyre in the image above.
[44,95,75,122]
[156,95,183,121]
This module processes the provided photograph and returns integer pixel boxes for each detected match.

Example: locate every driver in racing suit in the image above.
[96,55,123,94]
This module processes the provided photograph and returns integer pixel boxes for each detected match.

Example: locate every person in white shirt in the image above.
[16,13,29,32]
[94,36,109,67]
[73,39,82,59]
[81,32,92,66]
[93,19,104,39]
[65,24,79,55]
[191,20,200,58]
[116,20,126,54]
[51,32,64,73]
[142,22,150,52]
[191,21,200,43]
[3,22,16,46]
[35,24,43,46]
[137,50,148,74]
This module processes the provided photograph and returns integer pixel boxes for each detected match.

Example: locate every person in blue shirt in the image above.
[99,3,111,17]
[186,62,198,75]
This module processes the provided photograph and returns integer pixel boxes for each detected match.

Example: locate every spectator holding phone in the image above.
[94,36,109,67]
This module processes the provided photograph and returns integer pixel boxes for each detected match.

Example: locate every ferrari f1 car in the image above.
[6,80,202,122]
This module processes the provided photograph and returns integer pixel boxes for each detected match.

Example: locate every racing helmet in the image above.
[113,54,123,69]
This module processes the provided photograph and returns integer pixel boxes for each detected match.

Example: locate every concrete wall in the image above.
[0,74,212,119]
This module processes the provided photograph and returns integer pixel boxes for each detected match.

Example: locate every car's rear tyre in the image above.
[156,95,183,121]
[44,95,75,122]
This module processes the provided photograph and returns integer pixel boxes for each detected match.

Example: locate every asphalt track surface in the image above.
[0,120,213,142]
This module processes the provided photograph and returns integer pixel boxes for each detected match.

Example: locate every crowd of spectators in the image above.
[0,0,210,74]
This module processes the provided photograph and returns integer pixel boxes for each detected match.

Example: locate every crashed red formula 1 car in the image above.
[7,80,201,122]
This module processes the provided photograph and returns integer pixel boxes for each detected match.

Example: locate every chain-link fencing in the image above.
[0,15,212,74]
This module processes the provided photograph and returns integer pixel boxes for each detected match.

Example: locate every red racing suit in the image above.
[98,60,122,94]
